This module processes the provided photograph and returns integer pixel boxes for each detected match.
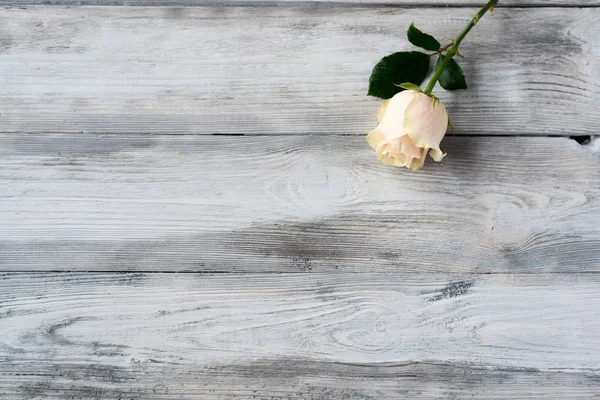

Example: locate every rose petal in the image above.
[429,148,446,162]
[376,143,408,167]
[366,126,385,149]
[377,99,391,123]
[402,92,448,151]
[406,148,428,170]
[397,135,423,159]
[380,90,418,141]
[368,90,450,170]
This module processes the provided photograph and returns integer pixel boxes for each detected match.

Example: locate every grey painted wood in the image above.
[2,272,600,399]
[5,362,599,400]
[3,3,599,399]
[1,7,598,136]
[1,134,599,273]
[3,0,600,5]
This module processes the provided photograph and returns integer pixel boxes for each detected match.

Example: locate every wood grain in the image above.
[1,7,599,136]
[3,0,600,6]
[1,134,599,273]
[1,272,600,399]
[5,362,599,400]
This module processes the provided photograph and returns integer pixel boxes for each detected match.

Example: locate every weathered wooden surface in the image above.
[2,0,600,398]
[4,362,599,400]
[1,134,599,273]
[1,7,599,136]
[3,0,600,6]
[1,272,600,399]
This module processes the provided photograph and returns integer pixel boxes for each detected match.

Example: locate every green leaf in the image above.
[368,51,430,99]
[396,82,422,92]
[407,23,441,52]
[436,54,467,91]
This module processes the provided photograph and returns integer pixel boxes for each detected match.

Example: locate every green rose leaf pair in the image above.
[368,23,467,99]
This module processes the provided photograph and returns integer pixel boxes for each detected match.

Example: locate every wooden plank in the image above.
[1,272,600,399]
[1,7,598,136]
[1,134,599,273]
[3,0,600,6]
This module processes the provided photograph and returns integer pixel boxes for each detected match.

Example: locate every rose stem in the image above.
[424,0,499,94]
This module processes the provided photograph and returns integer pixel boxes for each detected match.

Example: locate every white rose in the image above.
[367,89,448,170]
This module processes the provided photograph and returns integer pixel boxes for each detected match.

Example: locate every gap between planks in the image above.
[5,132,597,138]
